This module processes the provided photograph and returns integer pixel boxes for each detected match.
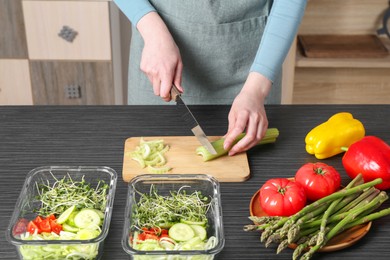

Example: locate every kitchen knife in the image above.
[170,85,217,154]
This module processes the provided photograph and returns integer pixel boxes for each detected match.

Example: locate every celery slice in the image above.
[147,165,172,174]
[129,138,172,173]
[196,128,279,161]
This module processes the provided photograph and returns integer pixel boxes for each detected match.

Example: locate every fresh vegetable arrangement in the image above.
[342,136,390,190]
[295,162,341,201]
[305,112,365,159]
[129,185,217,254]
[14,174,109,260]
[245,174,390,260]
[259,178,307,217]
[196,128,279,161]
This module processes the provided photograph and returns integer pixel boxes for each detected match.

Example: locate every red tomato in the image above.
[46,214,56,221]
[49,219,62,234]
[27,221,40,234]
[33,216,43,224]
[259,178,306,217]
[39,219,52,233]
[295,162,341,201]
[137,233,146,241]
[159,233,170,239]
[144,234,159,240]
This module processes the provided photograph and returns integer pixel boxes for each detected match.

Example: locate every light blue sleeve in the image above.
[250,0,307,82]
[113,0,155,26]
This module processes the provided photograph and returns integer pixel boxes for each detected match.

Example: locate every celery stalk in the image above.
[196,128,279,161]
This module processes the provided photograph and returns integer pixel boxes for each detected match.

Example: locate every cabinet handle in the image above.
[58,26,78,43]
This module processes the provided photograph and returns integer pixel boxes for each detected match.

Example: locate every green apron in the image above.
[127,0,282,105]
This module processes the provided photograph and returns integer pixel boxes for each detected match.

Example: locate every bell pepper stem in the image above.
[341,146,349,152]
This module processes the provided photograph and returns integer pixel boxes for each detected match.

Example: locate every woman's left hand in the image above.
[223,72,272,156]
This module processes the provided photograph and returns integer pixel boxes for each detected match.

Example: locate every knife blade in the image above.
[171,85,217,154]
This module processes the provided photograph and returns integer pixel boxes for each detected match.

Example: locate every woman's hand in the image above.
[137,12,184,101]
[223,72,272,156]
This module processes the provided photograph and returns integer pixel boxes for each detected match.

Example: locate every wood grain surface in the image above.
[23,1,111,60]
[29,61,113,105]
[1,105,390,260]
[0,0,28,58]
[122,136,250,182]
[298,35,388,58]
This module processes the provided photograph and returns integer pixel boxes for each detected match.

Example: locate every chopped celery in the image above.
[196,128,279,161]
[129,138,171,173]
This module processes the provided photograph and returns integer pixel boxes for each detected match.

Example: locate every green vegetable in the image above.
[133,185,211,228]
[73,208,102,229]
[190,224,207,240]
[129,138,171,173]
[130,186,219,256]
[57,205,76,224]
[196,128,279,161]
[62,223,79,233]
[19,231,99,260]
[244,174,390,260]
[35,173,109,216]
[168,223,195,242]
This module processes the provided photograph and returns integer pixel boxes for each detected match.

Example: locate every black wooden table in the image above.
[1,105,390,259]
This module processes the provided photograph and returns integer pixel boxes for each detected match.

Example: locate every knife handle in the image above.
[170,85,181,102]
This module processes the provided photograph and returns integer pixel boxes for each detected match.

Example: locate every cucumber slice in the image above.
[180,219,207,227]
[57,205,76,224]
[92,209,105,219]
[66,211,79,226]
[73,208,101,228]
[168,223,194,242]
[75,229,100,240]
[62,223,79,233]
[180,237,205,250]
[190,225,207,240]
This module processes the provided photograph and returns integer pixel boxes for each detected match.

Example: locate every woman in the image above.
[114,0,307,155]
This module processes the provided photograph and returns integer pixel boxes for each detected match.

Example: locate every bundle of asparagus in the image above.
[244,174,390,260]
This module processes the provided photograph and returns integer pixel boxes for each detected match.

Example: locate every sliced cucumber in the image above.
[180,236,205,250]
[190,224,207,240]
[73,208,101,229]
[66,210,79,226]
[57,205,76,224]
[92,209,105,219]
[62,223,79,233]
[180,219,207,227]
[75,229,100,240]
[168,223,194,242]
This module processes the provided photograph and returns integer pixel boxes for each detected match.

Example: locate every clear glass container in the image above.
[122,174,224,260]
[6,166,118,260]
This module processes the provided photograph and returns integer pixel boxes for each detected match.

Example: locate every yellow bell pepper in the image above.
[305,112,365,159]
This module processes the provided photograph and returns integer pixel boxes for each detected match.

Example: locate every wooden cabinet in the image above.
[23,1,112,60]
[0,0,32,104]
[0,0,28,58]
[0,59,33,105]
[30,61,114,105]
[290,0,390,104]
[0,0,124,105]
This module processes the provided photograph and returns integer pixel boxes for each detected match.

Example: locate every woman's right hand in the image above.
[137,12,184,101]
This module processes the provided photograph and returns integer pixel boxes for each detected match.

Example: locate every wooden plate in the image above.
[250,189,372,252]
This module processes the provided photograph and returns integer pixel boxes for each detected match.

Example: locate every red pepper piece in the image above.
[342,136,390,190]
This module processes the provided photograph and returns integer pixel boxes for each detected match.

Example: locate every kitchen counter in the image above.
[1,105,390,259]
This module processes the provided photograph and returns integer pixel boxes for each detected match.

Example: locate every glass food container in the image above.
[122,174,224,260]
[6,166,117,260]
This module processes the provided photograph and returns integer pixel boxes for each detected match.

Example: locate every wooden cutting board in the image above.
[122,136,250,182]
[298,34,389,58]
